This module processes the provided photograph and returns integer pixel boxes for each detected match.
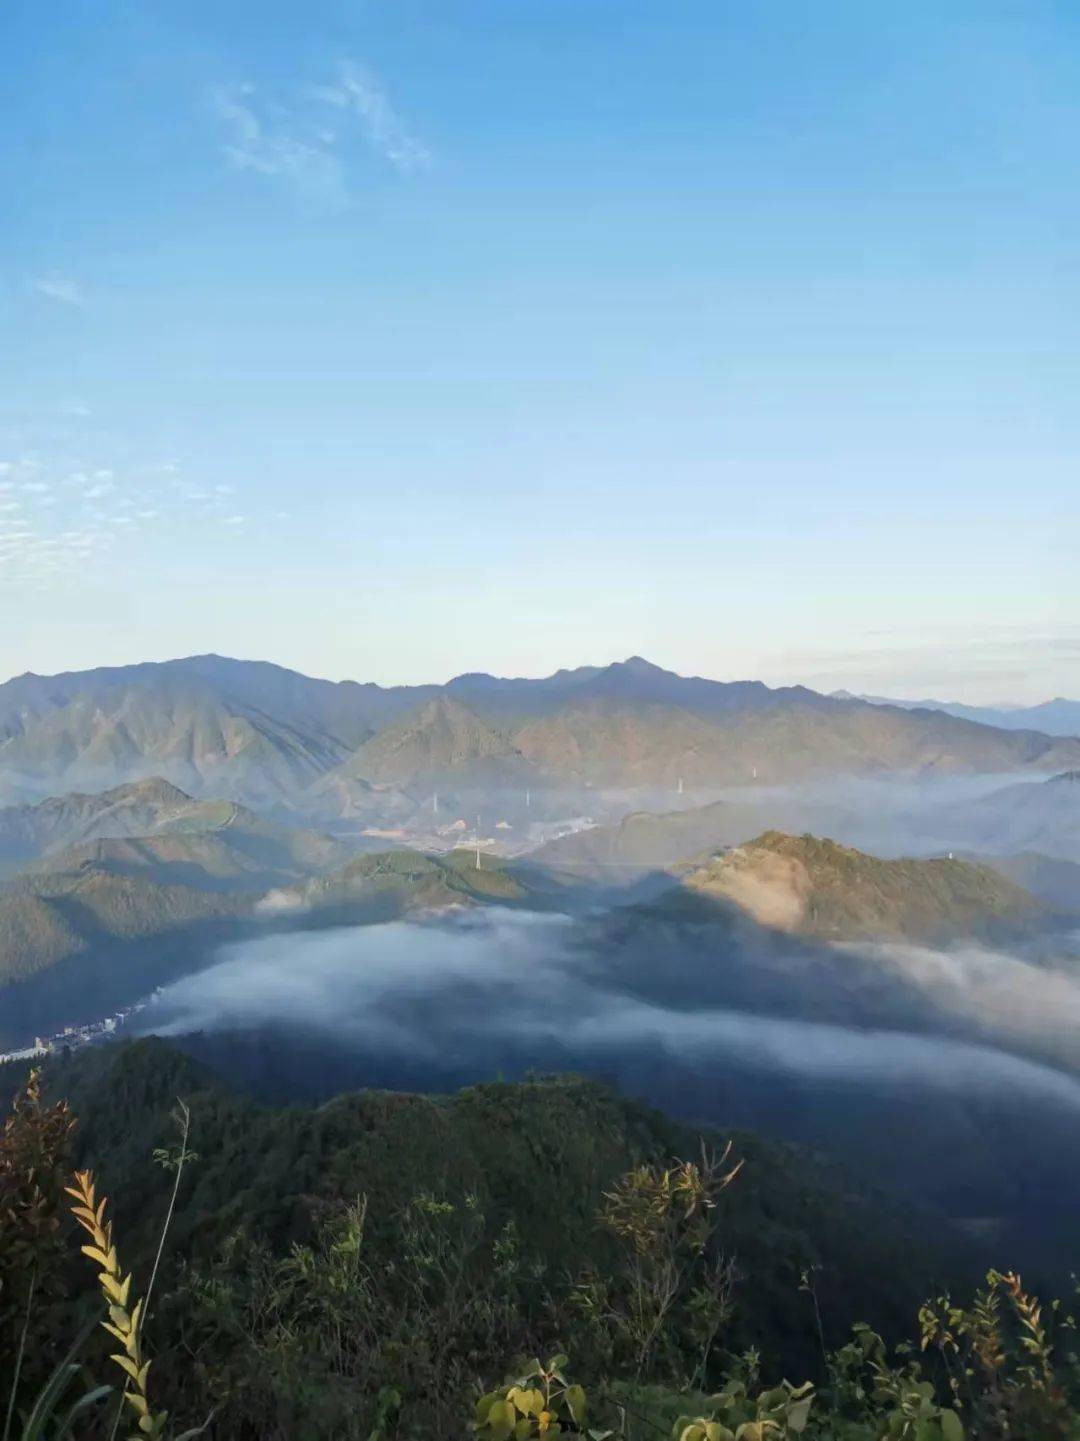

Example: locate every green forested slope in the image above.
[6,1042,1078,1440]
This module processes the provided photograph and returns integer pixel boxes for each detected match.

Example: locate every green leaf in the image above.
[476,1393,501,1424]
[787,1397,812,1434]
[55,1383,114,1438]
[939,1411,964,1441]
[565,1385,586,1424]
[486,1399,517,1441]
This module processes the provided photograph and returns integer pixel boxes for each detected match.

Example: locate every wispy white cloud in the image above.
[211,59,429,204]
[212,84,348,206]
[32,275,86,308]
[312,61,431,174]
[0,442,258,591]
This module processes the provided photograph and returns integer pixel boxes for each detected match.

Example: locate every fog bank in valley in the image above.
[131,906,1080,1268]
[137,907,1080,1109]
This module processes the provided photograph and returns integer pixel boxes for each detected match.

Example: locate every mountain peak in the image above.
[615,656,671,676]
[102,777,194,805]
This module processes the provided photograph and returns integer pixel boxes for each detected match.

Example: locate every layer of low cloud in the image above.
[841,934,1080,1074]
[137,907,1080,1112]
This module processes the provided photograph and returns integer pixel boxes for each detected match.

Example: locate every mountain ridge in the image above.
[835,690,1080,738]
[4,655,1080,814]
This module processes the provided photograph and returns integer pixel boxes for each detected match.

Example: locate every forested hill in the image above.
[676,831,1046,942]
[9,1040,1080,1440]
[5,1039,956,1367]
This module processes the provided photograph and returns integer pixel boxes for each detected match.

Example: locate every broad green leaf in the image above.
[939,1411,963,1441]
[565,1385,586,1424]
[486,1399,517,1441]
[787,1397,812,1434]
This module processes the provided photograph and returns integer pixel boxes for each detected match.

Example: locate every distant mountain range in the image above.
[833,691,1080,738]
[933,770,1080,864]
[4,655,1080,821]
[533,771,1080,892]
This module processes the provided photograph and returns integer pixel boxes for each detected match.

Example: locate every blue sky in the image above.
[2,0,1077,701]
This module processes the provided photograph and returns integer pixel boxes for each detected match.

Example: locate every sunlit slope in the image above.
[267,847,529,917]
[677,831,1045,943]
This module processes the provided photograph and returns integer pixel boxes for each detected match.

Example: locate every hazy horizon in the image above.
[0,645,1076,711]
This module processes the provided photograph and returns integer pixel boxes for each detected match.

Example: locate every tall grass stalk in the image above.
[106,1098,194,1441]
[144,1100,192,1338]
[2,1272,36,1441]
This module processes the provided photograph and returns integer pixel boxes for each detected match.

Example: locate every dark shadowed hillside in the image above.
[0,863,249,986]
[11,1038,961,1379]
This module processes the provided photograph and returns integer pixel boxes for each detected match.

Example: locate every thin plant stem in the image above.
[143,1099,191,1336]
[107,1098,191,1441]
[2,1269,36,1441]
